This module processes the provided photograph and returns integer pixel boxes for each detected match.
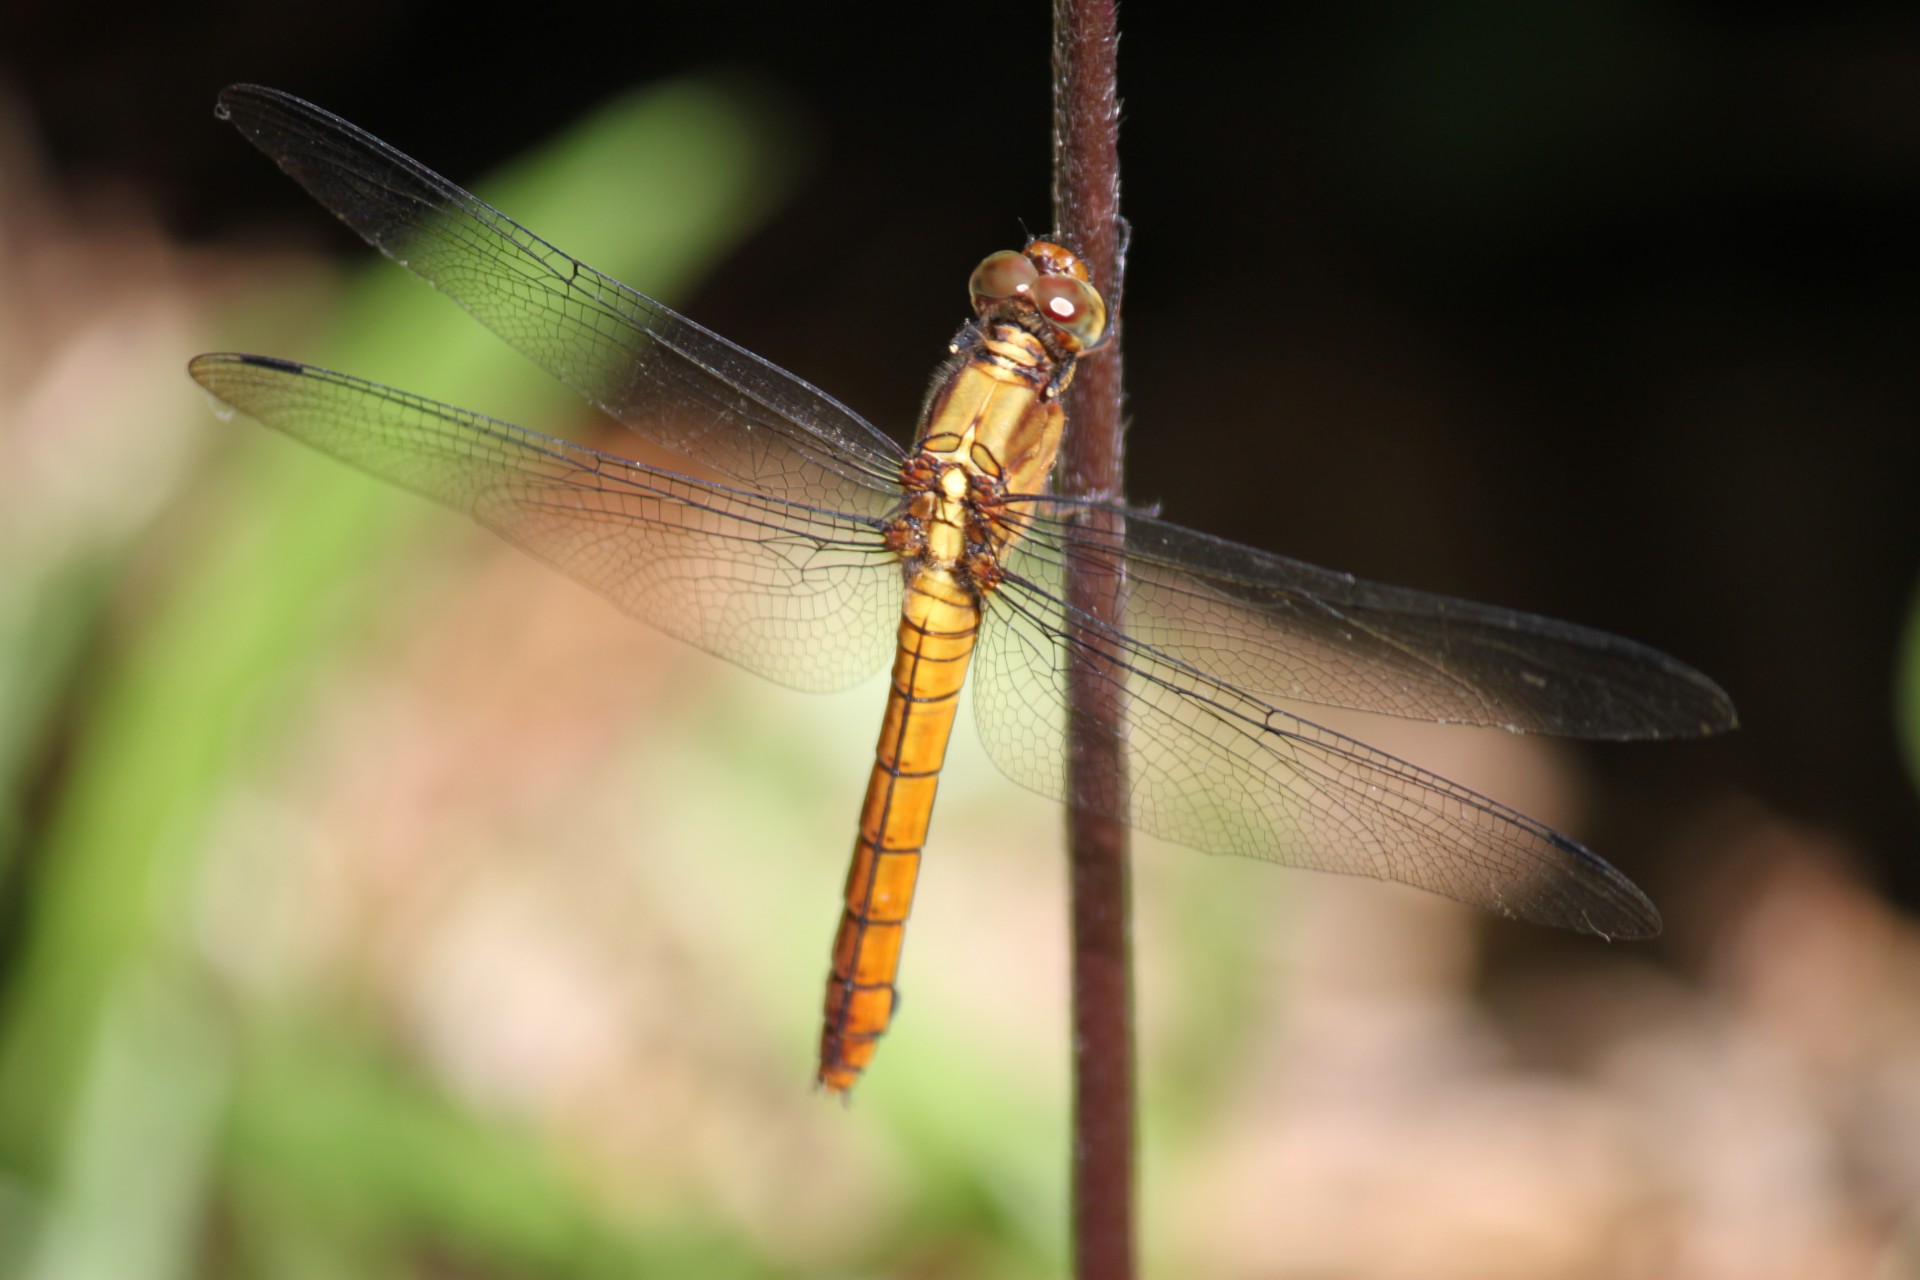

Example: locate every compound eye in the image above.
[1030,274,1109,350]
[969,250,1039,306]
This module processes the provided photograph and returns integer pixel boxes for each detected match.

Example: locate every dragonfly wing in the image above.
[1000,503,1735,740]
[214,84,907,519]
[192,354,902,693]
[973,537,1661,938]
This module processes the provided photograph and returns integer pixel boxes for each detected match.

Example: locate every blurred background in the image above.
[2,3,1918,1277]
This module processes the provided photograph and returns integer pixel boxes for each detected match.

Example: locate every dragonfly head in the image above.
[967,241,1110,353]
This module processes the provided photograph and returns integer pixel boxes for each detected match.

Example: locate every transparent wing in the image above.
[973,529,1673,938]
[214,84,907,518]
[192,353,902,693]
[998,500,1736,740]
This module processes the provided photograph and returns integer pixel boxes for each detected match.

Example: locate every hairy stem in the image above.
[1051,3,1133,1278]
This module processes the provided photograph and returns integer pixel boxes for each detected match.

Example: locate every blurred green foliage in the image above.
[0,79,813,1280]
[0,72,1282,1279]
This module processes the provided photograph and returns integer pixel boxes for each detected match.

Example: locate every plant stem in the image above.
[1051,3,1133,1278]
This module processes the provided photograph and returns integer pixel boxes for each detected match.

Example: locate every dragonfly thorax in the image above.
[884,454,1009,596]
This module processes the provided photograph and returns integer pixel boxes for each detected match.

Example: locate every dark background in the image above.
[6,1,1917,915]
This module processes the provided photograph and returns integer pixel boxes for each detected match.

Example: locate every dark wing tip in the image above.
[213,85,342,151]
[1587,898,1664,942]
[1551,640,1740,742]
[1695,674,1740,736]
[215,83,279,123]
[234,352,306,374]
[216,83,286,109]
[187,353,314,420]
[1647,654,1738,740]
[1543,829,1663,941]
[189,351,307,380]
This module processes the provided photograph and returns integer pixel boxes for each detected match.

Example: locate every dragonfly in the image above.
[191,85,1736,1095]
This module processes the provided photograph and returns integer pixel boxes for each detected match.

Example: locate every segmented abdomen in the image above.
[817,569,979,1094]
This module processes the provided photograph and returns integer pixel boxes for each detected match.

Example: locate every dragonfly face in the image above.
[191,85,1736,1096]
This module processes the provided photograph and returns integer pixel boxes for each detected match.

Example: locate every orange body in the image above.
[817,308,1078,1094]
[817,568,979,1092]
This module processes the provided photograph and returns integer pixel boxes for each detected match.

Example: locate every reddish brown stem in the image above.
[1051,2,1133,1278]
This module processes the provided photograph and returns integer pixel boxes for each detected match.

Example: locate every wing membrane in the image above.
[215,84,906,517]
[1000,501,1735,740]
[973,531,1666,938]
[191,353,901,693]
[200,86,1735,939]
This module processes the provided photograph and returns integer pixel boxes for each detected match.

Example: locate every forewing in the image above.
[215,84,906,517]
[972,536,1661,938]
[1001,502,1735,740]
[192,353,901,693]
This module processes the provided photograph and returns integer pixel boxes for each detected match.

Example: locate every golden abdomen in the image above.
[818,570,979,1093]
[816,319,1065,1096]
